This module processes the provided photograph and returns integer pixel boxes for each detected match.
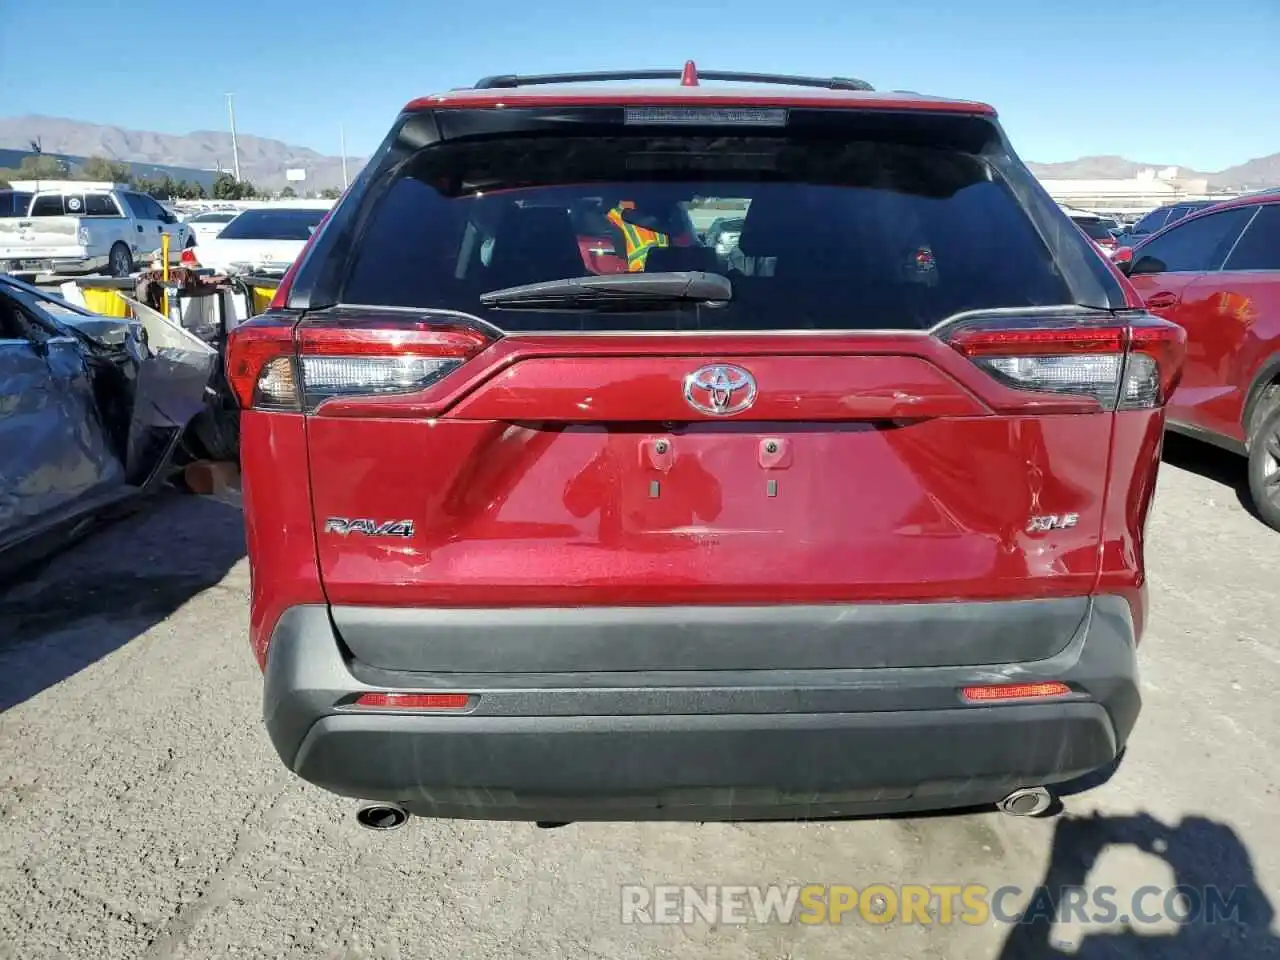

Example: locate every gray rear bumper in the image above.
[3,255,108,277]
[262,596,1140,821]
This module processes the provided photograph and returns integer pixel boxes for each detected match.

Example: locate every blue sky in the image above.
[2,0,1277,170]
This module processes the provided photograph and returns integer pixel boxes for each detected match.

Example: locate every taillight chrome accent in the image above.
[943,313,1186,411]
[295,324,487,409]
[225,314,492,413]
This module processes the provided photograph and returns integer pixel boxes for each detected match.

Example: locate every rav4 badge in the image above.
[324,518,415,538]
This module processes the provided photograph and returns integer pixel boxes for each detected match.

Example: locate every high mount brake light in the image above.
[225,318,492,413]
[623,106,789,126]
[944,315,1185,411]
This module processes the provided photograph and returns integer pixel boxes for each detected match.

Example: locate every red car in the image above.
[1115,194,1280,530]
[228,64,1184,827]
[1069,212,1120,256]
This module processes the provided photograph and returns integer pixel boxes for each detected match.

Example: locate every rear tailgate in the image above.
[0,216,82,260]
[236,104,1178,673]
[305,328,1111,607]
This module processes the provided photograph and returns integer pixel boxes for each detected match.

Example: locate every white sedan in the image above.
[185,210,242,245]
[190,205,329,276]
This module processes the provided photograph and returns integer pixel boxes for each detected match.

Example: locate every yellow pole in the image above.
[161,232,171,317]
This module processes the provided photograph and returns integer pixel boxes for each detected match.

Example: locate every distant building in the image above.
[1038,166,1236,216]
[0,148,218,191]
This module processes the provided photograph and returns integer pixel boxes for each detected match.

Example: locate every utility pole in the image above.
[340,124,349,191]
[225,93,241,182]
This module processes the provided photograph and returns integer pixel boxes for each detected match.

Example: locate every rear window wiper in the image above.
[479,271,732,309]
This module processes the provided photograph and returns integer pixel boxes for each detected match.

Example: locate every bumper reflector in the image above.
[960,682,1071,704]
[354,692,473,710]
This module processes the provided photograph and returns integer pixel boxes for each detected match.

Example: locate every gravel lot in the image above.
[1,436,1277,960]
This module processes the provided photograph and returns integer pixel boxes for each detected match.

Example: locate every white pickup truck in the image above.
[0,181,192,279]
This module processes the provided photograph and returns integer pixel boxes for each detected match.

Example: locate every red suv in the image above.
[229,65,1185,826]
[1115,194,1280,529]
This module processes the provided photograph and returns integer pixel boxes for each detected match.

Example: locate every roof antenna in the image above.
[680,60,700,86]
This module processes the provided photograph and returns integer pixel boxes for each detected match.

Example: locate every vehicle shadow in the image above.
[0,491,245,712]
[996,812,1279,959]
[1161,433,1258,520]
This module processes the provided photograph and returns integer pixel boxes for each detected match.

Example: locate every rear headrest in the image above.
[488,206,583,283]
[735,200,814,258]
[642,245,720,274]
[501,206,579,246]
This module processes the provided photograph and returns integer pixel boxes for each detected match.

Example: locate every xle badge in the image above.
[1026,513,1079,533]
[325,518,415,538]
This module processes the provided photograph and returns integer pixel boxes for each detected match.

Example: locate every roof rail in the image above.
[472,67,873,92]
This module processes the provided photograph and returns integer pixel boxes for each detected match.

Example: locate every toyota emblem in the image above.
[683,363,757,416]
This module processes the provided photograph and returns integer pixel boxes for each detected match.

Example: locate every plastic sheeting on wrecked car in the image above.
[0,275,217,562]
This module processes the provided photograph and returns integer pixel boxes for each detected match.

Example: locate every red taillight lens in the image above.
[180,248,200,266]
[224,314,492,412]
[225,317,297,410]
[961,682,1071,703]
[945,314,1185,410]
[1127,316,1187,405]
[353,692,472,710]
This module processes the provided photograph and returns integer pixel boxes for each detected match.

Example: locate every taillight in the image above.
[180,248,200,266]
[225,317,297,410]
[295,323,489,409]
[944,313,1185,411]
[225,314,492,413]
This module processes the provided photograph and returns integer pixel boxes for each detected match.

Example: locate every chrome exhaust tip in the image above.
[355,802,410,831]
[996,786,1053,817]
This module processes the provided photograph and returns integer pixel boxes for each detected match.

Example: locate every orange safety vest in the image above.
[606,207,669,271]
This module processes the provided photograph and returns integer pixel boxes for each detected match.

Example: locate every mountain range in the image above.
[1025,153,1280,189]
[0,116,367,192]
[1,115,1277,192]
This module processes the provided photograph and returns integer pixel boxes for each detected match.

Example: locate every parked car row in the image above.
[0,181,192,279]
[1065,208,1122,254]
[0,185,333,282]
[180,204,330,277]
[1117,199,1224,246]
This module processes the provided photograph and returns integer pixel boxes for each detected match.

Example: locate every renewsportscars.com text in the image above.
[620,883,1249,927]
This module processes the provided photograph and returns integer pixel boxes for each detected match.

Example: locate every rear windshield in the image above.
[341,134,1072,332]
[218,209,325,241]
[1071,217,1115,241]
[191,212,237,223]
[1131,208,1170,235]
[28,193,121,217]
[0,192,32,217]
